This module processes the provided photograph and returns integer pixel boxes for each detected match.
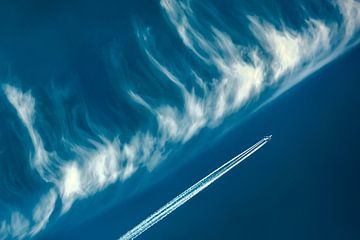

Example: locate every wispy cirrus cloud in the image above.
[1,85,162,237]
[2,85,52,181]
[30,189,57,236]
[135,0,360,127]
[0,212,29,240]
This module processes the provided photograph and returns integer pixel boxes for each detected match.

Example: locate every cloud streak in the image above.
[2,85,52,181]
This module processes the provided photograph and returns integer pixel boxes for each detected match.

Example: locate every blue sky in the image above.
[0,0,360,239]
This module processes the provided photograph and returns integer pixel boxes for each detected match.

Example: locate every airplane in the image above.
[264,135,272,141]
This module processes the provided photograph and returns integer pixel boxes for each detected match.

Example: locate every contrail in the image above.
[120,135,272,240]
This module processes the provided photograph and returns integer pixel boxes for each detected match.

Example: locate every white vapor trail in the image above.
[119,136,272,240]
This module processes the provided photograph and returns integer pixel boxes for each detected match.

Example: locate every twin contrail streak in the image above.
[120,135,272,240]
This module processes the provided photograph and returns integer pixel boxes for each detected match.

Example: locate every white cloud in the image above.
[30,189,57,236]
[156,0,360,122]
[2,84,163,222]
[0,212,30,240]
[2,85,35,128]
[0,221,8,240]
[249,17,331,81]
[336,0,360,43]
[160,0,207,61]
[10,212,29,239]
[3,84,51,181]
[58,138,120,213]
[58,133,161,213]
[137,2,267,144]
[134,0,266,143]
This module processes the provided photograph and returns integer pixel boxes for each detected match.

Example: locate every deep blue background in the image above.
[0,0,359,239]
